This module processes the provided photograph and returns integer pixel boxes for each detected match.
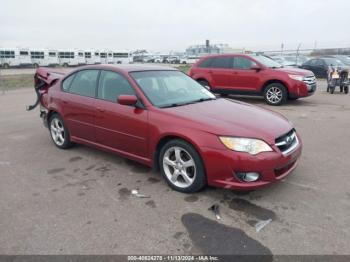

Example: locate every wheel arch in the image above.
[152,134,205,172]
[261,79,289,94]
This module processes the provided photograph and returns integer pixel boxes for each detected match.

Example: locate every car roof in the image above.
[72,64,178,73]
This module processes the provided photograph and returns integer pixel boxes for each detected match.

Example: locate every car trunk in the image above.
[26,68,67,111]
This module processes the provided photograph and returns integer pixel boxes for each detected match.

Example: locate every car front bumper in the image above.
[201,136,302,190]
[289,81,316,98]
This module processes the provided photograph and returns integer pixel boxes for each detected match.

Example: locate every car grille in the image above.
[303,75,317,92]
[275,129,299,155]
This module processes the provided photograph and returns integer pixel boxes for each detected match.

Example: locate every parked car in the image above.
[272,55,308,67]
[324,55,350,66]
[271,56,296,67]
[300,57,347,78]
[163,56,179,64]
[28,65,302,193]
[189,54,316,105]
[179,56,200,64]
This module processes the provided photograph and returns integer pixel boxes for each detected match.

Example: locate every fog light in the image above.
[236,172,260,182]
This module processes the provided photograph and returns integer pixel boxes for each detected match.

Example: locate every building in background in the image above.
[186,40,243,56]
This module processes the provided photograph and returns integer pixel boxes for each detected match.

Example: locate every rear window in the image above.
[65,70,99,97]
[198,57,214,68]
[62,74,75,91]
[199,57,233,69]
[210,57,233,69]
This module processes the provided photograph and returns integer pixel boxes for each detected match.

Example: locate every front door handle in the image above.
[97,107,105,112]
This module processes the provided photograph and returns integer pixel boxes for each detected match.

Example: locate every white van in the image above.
[0,48,32,68]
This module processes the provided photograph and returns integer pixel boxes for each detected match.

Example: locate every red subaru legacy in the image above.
[28,65,302,193]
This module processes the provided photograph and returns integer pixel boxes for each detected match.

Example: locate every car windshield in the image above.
[336,56,350,65]
[251,55,283,68]
[130,70,216,108]
[323,58,345,66]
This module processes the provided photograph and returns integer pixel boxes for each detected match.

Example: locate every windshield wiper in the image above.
[192,97,216,103]
[160,97,216,108]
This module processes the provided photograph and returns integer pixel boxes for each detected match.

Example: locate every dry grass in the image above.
[0,74,34,89]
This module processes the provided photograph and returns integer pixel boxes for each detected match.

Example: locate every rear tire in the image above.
[263,83,287,106]
[33,63,39,68]
[344,86,349,94]
[49,114,73,149]
[63,63,69,68]
[3,63,9,69]
[159,139,206,193]
[197,79,212,92]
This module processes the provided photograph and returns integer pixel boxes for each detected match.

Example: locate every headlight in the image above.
[288,74,304,81]
[219,137,273,155]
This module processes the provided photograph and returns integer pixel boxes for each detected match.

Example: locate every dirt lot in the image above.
[0,72,349,256]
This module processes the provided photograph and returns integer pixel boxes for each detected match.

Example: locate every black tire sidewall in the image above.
[49,114,72,149]
[264,83,287,106]
[159,139,206,193]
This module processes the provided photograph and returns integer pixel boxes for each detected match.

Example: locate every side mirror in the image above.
[117,95,138,106]
[251,64,261,71]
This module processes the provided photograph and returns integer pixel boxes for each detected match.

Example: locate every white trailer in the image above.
[58,50,85,67]
[83,51,98,65]
[107,51,114,64]
[0,48,32,68]
[30,49,59,67]
[93,51,101,64]
[113,51,131,64]
[99,52,108,64]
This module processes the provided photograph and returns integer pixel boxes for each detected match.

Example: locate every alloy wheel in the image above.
[50,118,65,146]
[162,146,196,188]
[266,86,283,104]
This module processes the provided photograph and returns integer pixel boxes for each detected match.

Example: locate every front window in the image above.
[130,71,216,108]
[251,54,282,68]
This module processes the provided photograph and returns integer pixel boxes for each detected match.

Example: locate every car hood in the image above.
[161,99,293,144]
[276,67,313,76]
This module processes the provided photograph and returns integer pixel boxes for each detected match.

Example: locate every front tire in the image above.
[264,83,287,106]
[49,114,72,149]
[159,139,206,193]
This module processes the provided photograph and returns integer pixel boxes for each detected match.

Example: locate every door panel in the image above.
[60,69,99,142]
[61,93,96,141]
[95,70,149,157]
[229,57,260,91]
[95,101,149,157]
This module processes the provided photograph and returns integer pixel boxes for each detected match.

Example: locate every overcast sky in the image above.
[1,0,350,52]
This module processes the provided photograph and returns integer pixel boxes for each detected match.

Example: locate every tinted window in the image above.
[98,71,135,102]
[198,58,214,68]
[233,57,255,69]
[62,74,75,91]
[68,70,99,97]
[210,57,233,69]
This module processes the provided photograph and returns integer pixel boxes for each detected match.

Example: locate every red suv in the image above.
[189,54,316,105]
[28,65,302,193]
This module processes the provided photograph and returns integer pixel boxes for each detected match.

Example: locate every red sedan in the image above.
[29,65,302,193]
